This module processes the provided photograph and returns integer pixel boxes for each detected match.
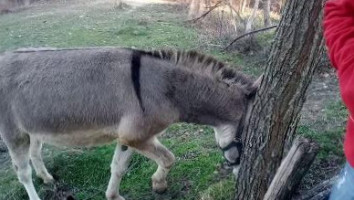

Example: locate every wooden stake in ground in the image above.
[263,137,319,200]
[235,0,326,199]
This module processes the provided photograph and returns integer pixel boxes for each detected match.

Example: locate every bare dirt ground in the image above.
[301,70,341,130]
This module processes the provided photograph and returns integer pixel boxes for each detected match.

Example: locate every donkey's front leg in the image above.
[134,137,175,193]
[105,143,133,200]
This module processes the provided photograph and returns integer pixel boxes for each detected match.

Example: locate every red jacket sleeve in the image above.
[324,0,354,71]
[324,0,354,114]
[324,0,354,167]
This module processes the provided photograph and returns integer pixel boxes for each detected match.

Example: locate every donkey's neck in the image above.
[166,69,245,126]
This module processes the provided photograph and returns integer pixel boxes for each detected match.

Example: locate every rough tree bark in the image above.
[235,0,326,199]
[245,0,261,32]
[263,0,271,27]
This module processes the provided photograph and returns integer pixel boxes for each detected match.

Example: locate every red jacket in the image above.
[324,0,354,167]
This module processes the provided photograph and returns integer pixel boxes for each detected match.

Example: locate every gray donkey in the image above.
[0,47,262,200]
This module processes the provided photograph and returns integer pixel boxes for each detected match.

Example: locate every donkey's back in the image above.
[0,47,181,200]
[0,48,158,140]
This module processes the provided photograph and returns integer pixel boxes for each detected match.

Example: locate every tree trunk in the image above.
[188,0,202,20]
[229,0,238,12]
[245,0,261,32]
[263,137,319,200]
[235,0,326,199]
[112,0,123,9]
[263,0,271,27]
[240,0,248,13]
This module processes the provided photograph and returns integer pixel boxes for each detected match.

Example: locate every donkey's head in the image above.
[214,75,263,176]
[137,49,263,175]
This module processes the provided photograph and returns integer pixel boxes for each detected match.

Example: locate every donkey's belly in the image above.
[35,128,119,147]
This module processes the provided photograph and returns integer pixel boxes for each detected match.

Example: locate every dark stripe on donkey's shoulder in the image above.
[131,50,145,112]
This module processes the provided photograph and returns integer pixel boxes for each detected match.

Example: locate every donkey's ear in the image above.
[246,74,263,99]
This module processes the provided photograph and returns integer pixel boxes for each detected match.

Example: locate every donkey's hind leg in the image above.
[30,138,54,184]
[134,137,175,193]
[3,132,41,200]
[105,143,133,200]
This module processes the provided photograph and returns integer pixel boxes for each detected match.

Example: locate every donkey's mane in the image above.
[137,49,254,91]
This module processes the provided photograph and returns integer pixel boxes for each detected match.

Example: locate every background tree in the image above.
[263,0,271,26]
[245,0,260,31]
[235,0,326,199]
[229,0,238,11]
[114,0,123,9]
[188,0,202,20]
[279,0,287,12]
[240,0,248,13]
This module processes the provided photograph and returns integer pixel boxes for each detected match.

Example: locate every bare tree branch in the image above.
[186,0,223,23]
[223,25,277,50]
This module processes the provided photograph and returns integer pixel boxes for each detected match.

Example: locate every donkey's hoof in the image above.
[38,173,54,184]
[43,175,55,184]
[152,179,167,194]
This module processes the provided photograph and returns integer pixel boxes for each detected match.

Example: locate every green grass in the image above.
[0,4,198,52]
[199,177,235,200]
[298,101,347,161]
[298,126,345,160]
